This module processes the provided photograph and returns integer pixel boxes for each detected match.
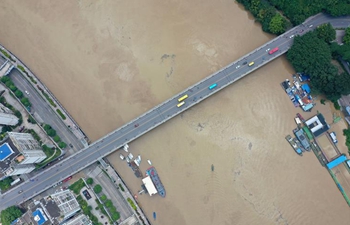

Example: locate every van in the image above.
[248,62,254,67]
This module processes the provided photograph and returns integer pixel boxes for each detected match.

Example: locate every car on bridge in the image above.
[134,123,139,128]
[248,62,255,67]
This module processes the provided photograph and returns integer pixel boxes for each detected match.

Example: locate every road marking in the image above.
[3,33,294,205]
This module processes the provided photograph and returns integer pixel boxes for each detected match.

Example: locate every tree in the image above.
[0,177,13,191]
[43,124,51,131]
[343,27,350,45]
[269,14,285,34]
[100,194,107,202]
[47,129,56,137]
[86,178,94,185]
[20,97,31,107]
[0,206,23,225]
[316,23,336,43]
[9,85,17,92]
[58,141,66,149]
[1,76,10,83]
[53,135,61,142]
[93,184,102,194]
[14,90,23,98]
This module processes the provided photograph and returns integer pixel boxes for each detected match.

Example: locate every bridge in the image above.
[1,13,350,209]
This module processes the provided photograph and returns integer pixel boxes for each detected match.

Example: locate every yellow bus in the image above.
[177,102,185,108]
[248,62,254,67]
[178,94,188,102]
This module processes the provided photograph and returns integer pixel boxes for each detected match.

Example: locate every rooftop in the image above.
[62,214,92,225]
[32,208,48,225]
[0,139,20,179]
[0,143,14,161]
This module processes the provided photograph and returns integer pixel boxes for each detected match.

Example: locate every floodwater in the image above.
[0,1,350,224]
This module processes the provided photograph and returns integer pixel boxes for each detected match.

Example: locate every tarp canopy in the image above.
[301,84,311,94]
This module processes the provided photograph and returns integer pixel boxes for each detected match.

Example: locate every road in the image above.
[8,69,85,152]
[1,13,349,210]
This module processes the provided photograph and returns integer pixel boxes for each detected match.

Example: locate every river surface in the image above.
[0,1,350,224]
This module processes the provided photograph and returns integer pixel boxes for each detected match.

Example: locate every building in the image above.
[326,154,348,169]
[305,114,330,137]
[0,132,46,179]
[8,132,46,164]
[0,112,18,126]
[142,176,158,196]
[62,214,92,225]
[13,189,80,225]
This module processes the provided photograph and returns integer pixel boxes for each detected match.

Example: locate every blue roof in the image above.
[301,84,311,94]
[32,209,47,225]
[0,143,14,161]
[327,155,347,169]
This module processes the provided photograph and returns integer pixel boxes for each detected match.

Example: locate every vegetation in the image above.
[344,27,350,45]
[27,115,36,124]
[0,95,22,127]
[100,194,107,202]
[333,101,341,110]
[53,135,61,143]
[287,30,350,100]
[0,206,23,225]
[27,129,41,143]
[41,145,55,158]
[93,184,102,194]
[236,0,289,35]
[236,0,350,35]
[86,178,94,185]
[0,76,32,109]
[127,198,137,211]
[69,178,86,195]
[56,109,66,120]
[0,177,14,191]
[343,128,350,155]
[0,49,15,62]
[98,195,120,222]
[76,195,102,225]
[58,141,67,149]
[118,183,125,192]
[43,124,56,137]
[37,86,56,107]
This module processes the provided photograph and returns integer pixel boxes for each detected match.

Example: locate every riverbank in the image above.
[1,1,350,224]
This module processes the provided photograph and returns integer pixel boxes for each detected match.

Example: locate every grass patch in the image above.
[333,101,341,110]
[127,198,137,211]
[69,178,86,195]
[0,48,15,62]
[56,109,66,120]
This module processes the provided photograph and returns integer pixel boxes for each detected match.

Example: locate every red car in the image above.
[62,176,72,183]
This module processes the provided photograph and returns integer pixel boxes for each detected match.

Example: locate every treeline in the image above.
[236,0,350,34]
[287,24,350,100]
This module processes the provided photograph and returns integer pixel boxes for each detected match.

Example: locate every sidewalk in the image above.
[0,45,89,147]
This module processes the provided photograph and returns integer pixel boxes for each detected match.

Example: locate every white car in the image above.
[235,65,240,69]
[266,48,270,52]
[25,90,29,95]
[289,35,294,39]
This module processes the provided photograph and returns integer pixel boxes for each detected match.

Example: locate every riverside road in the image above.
[1,13,350,209]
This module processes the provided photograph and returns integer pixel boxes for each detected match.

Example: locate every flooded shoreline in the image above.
[0,1,349,224]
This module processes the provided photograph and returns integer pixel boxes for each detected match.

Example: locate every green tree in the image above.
[43,124,51,131]
[86,178,94,185]
[100,194,107,202]
[0,206,23,225]
[0,177,13,191]
[14,90,23,98]
[93,184,102,194]
[53,135,61,142]
[9,85,17,92]
[343,27,350,45]
[316,23,336,43]
[269,14,285,34]
[58,141,66,149]
[47,129,56,137]
[111,212,120,221]
[20,97,31,107]
[1,76,10,83]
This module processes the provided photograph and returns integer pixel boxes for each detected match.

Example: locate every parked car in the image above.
[62,176,72,183]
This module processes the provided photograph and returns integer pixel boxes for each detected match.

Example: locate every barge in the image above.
[146,166,166,197]
[285,135,303,156]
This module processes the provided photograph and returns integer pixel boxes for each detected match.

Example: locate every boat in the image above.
[119,154,125,160]
[147,160,152,165]
[128,153,134,160]
[211,164,214,171]
[153,212,157,220]
[285,135,303,156]
[137,155,141,162]
[146,166,166,197]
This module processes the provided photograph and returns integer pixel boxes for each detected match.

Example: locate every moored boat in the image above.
[146,166,166,197]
